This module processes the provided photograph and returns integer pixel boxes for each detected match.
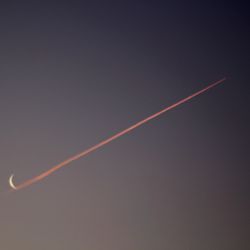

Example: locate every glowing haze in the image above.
[9,77,226,191]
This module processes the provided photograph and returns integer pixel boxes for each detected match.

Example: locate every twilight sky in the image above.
[0,1,249,250]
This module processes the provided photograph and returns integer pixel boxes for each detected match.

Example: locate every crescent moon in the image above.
[9,174,17,190]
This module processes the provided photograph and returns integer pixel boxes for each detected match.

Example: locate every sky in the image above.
[0,1,249,250]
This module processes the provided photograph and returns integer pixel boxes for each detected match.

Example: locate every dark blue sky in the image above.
[0,1,249,249]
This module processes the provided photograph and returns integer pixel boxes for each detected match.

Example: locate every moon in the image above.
[9,174,17,190]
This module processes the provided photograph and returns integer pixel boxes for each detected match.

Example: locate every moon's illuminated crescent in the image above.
[9,174,17,190]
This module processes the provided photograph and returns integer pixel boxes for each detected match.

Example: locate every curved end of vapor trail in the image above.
[9,77,227,192]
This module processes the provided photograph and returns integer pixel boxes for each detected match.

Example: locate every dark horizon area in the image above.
[0,1,249,250]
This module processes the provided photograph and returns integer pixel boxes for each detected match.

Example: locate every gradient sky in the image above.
[0,1,249,250]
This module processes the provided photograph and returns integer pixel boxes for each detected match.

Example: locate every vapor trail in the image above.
[10,77,226,191]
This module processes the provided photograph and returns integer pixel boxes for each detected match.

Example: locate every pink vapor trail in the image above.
[10,77,226,191]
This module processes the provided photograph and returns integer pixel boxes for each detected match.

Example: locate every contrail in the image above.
[9,77,226,191]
